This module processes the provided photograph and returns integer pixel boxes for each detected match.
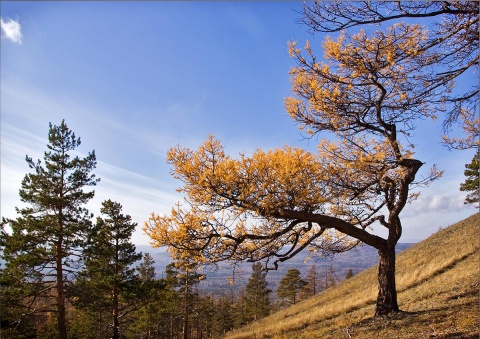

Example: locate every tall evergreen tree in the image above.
[163,257,204,339]
[242,263,271,322]
[72,199,142,339]
[127,262,182,339]
[0,120,99,339]
[460,149,479,207]
[125,253,170,339]
[213,294,235,336]
[162,263,184,338]
[136,253,156,282]
[277,268,307,305]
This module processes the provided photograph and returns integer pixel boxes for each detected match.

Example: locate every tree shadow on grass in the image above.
[345,300,478,339]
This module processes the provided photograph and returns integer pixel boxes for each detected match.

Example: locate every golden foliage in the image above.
[442,108,480,150]
[286,23,438,139]
[145,23,443,270]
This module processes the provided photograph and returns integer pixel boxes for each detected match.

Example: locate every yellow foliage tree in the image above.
[300,1,479,150]
[145,23,444,316]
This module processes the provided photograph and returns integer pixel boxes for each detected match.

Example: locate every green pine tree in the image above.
[243,263,271,322]
[72,199,142,339]
[0,120,99,339]
[125,253,172,339]
[167,258,204,339]
[137,253,156,282]
[213,294,235,336]
[460,149,479,207]
[277,268,307,305]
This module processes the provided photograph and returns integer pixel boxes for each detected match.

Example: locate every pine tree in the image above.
[72,199,142,339]
[346,269,354,279]
[243,263,271,322]
[194,294,215,338]
[277,268,307,305]
[125,253,171,339]
[0,120,99,339]
[460,149,479,207]
[165,258,204,339]
[137,253,156,282]
[213,294,235,336]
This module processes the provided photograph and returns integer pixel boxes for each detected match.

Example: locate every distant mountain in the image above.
[135,243,414,294]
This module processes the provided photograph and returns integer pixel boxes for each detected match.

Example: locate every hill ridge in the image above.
[225,213,479,339]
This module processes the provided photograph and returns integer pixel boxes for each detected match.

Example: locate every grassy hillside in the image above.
[225,214,479,339]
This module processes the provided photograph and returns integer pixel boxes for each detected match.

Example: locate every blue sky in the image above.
[1,2,476,246]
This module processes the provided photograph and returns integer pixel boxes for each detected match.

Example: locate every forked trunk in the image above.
[375,245,399,316]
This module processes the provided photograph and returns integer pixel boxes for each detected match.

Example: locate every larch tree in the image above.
[0,120,99,338]
[72,199,142,339]
[324,265,337,290]
[145,22,444,316]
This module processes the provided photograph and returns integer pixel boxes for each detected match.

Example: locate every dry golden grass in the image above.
[225,213,479,339]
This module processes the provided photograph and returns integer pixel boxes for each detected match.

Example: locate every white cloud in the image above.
[403,193,467,217]
[1,17,23,44]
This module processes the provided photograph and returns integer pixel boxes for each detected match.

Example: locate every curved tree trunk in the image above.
[375,244,399,316]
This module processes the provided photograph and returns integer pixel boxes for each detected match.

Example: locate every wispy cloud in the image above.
[226,5,268,42]
[88,163,181,245]
[403,193,468,218]
[0,141,180,246]
[1,17,22,44]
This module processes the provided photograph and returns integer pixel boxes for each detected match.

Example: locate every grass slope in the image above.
[225,214,479,339]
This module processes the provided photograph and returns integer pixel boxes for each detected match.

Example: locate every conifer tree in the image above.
[243,263,271,322]
[194,295,215,338]
[165,258,204,339]
[145,21,444,316]
[213,294,235,335]
[460,150,479,207]
[145,2,476,317]
[277,268,307,305]
[72,199,142,339]
[0,120,99,338]
[126,253,171,339]
[301,264,320,299]
[300,1,479,149]
[323,264,337,289]
[137,253,156,282]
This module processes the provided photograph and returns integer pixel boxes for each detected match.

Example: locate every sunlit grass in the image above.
[225,213,479,339]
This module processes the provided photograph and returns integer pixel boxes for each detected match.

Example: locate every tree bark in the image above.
[375,244,399,316]
[56,239,67,339]
[183,269,189,339]
[113,288,119,339]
